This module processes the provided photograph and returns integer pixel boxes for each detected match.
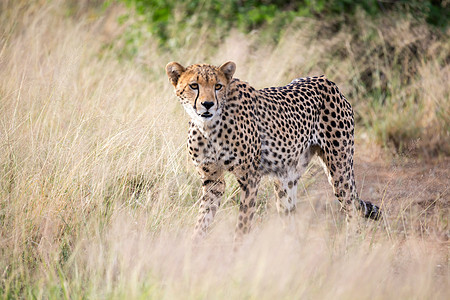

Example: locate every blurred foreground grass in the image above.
[0,1,448,298]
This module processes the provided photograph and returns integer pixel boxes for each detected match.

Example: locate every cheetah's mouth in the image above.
[200,112,213,118]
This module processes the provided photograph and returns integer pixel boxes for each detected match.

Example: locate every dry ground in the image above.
[305,140,449,242]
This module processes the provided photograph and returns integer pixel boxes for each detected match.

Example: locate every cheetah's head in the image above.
[166,61,236,124]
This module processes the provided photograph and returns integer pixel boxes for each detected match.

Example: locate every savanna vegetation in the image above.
[0,0,448,298]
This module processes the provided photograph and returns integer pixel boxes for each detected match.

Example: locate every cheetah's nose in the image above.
[201,101,214,110]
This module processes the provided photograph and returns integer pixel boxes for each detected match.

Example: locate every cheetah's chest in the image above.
[188,130,239,170]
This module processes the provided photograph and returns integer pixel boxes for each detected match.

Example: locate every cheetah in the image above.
[166,61,381,241]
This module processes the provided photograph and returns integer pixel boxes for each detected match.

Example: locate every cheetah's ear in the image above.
[166,62,186,87]
[219,61,236,82]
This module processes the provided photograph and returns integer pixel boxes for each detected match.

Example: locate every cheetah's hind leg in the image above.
[313,144,382,222]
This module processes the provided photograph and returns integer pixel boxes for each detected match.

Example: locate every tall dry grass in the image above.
[0,1,448,298]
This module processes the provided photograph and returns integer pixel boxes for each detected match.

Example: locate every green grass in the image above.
[0,1,448,299]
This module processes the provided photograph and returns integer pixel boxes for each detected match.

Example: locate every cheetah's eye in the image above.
[189,83,199,89]
[215,84,223,90]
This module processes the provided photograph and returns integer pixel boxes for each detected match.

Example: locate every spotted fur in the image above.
[166,61,381,241]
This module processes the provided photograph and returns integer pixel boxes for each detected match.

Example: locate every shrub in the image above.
[118,0,448,46]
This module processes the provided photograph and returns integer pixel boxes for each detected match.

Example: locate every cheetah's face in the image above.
[166,62,236,123]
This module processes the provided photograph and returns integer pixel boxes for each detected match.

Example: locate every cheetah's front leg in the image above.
[192,173,225,241]
[234,174,261,244]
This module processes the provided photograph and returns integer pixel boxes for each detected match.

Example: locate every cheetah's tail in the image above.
[358,199,382,220]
